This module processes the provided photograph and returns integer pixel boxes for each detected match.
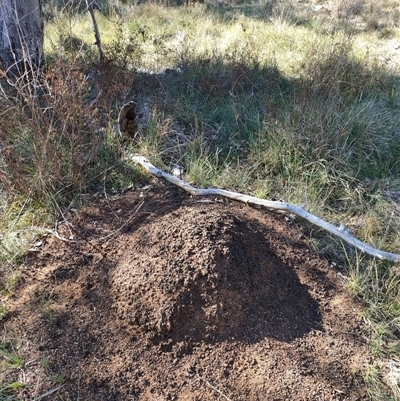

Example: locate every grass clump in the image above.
[0,305,9,321]
[0,344,23,370]
[0,335,30,400]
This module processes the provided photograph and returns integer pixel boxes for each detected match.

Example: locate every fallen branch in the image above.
[132,155,400,263]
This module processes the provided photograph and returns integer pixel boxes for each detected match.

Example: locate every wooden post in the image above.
[85,0,104,62]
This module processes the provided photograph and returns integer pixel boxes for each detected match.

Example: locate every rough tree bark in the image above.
[0,0,44,78]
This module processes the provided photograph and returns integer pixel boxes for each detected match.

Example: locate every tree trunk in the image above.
[0,0,44,78]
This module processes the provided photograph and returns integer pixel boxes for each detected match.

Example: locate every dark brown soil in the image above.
[2,183,371,400]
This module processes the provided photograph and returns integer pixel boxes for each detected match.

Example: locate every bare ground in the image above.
[2,182,371,400]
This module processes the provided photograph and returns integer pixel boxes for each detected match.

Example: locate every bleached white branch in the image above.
[132,155,400,263]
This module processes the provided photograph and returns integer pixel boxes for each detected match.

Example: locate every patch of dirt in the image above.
[3,183,371,400]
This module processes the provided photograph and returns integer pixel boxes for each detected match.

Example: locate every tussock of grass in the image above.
[1,0,400,398]
[0,344,24,370]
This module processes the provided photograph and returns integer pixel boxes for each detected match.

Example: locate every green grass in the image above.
[0,335,25,400]
[1,0,400,398]
[0,344,23,370]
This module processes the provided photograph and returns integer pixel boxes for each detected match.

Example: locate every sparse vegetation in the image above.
[1,0,400,398]
[0,305,8,322]
[0,344,23,369]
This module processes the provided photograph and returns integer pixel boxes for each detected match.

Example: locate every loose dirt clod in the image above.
[3,184,370,400]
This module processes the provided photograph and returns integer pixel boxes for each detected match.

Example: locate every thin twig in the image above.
[103,177,121,219]
[132,155,400,263]
[34,384,65,401]
[197,375,233,401]
[0,239,13,256]
[45,200,144,245]
[91,200,144,242]
[49,191,75,240]
[45,228,76,243]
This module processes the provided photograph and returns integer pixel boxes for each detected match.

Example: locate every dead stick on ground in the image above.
[132,155,400,263]
[94,200,145,242]
[197,375,233,401]
[34,385,65,401]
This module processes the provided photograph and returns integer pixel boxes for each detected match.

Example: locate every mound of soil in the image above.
[3,183,371,400]
[111,208,320,344]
